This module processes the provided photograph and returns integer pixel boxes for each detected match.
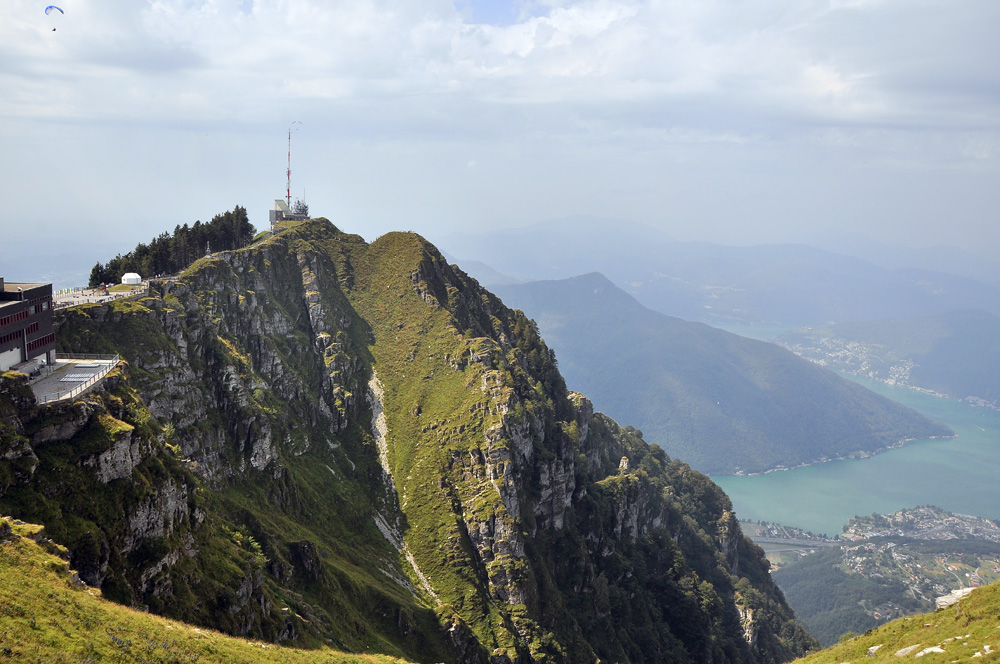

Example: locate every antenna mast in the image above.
[287,121,301,207]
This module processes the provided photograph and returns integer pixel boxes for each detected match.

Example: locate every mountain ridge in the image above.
[1,218,816,663]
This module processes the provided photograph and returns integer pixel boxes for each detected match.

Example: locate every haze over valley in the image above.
[443,218,1000,328]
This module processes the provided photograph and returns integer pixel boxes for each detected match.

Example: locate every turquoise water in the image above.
[712,377,1000,538]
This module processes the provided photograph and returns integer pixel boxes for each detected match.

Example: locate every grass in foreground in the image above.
[793,579,1000,664]
[0,516,418,664]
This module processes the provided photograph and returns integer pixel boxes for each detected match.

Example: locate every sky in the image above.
[2,0,998,287]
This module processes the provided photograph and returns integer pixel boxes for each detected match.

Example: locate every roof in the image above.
[3,282,46,293]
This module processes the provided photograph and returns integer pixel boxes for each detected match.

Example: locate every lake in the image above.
[712,376,1000,538]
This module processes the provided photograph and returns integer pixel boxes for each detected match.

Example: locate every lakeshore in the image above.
[713,375,1000,538]
[732,432,956,477]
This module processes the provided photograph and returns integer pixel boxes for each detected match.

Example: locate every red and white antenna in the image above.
[287,121,302,207]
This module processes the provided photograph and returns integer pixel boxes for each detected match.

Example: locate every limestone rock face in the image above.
[739,605,758,648]
[126,479,189,546]
[0,377,198,587]
[30,402,91,445]
[84,432,145,483]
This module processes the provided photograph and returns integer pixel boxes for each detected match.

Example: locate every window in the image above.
[0,310,28,328]
[26,333,55,353]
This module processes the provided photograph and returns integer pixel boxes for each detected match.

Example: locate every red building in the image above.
[0,277,55,373]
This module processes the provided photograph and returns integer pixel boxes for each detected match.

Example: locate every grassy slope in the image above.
[344,232,818,662]
[346,231,518,651]
[792,580,1000,664]
[0,516,412,664]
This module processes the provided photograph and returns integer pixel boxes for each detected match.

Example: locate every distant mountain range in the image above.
[776,309,1000,409]
[490,272,952,476]
[802,231,1000,288]
[442,218,1000,326]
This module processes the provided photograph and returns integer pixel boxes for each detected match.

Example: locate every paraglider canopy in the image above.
[45,5,63,31]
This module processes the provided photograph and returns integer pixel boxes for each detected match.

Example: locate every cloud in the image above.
[6,0,994,133]
[0,0,997,266]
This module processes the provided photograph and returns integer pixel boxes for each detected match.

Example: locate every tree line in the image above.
[89,206,255,287]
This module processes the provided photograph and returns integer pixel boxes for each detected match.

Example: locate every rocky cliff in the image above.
[0,219,816,663]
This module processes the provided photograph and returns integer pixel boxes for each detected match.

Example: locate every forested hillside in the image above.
[774,507,1000,647]
[492,273,952,475]
[88,206,255,285]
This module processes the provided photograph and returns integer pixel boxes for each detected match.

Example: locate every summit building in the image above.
[0,277,55,373]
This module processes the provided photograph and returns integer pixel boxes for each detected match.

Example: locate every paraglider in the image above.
[45,5,63,31]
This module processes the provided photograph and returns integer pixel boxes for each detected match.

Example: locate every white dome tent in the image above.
[121,273,142,286]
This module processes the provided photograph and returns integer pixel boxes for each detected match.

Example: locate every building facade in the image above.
[268,199,308,230]
[0,277,56,373]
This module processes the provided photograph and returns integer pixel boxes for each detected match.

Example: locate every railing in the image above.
[36,354,122,405]
[57,353,120,361]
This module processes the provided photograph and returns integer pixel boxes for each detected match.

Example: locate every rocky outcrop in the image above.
[0,370,214,618]
[0,518,12,542]
[126,479,189,547]
[29,402,91,444]
[0,437,37,496]
[83,430,145,483]
[289,540,323,581]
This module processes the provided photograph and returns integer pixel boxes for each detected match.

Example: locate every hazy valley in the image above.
[776,310,1000,410]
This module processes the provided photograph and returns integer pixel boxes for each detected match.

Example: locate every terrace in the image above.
[28,353,122,405]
